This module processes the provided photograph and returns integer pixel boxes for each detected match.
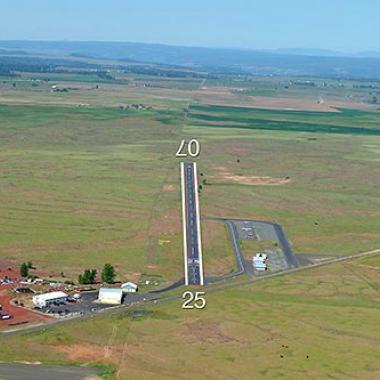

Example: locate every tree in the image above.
[101,263,116,284]
[27,261,34,269]
[78,269,97,285]
[20,262,29,278]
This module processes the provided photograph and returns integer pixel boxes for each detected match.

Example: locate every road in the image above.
[272,222,298,268]
[2,248,379,339]
[181,162,204,285]
[207,217,298,273]
[0,363,99,380]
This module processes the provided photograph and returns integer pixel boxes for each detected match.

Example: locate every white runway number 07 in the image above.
[182,291,207,309]
[176,139,201,158]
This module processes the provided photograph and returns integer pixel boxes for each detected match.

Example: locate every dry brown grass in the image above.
[212,166,291,186]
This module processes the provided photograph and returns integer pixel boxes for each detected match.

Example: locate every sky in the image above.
[0,0,379,52]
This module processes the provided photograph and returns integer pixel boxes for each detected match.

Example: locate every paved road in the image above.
[0,363,99,380]
[2,248,379,339]
[182,162,203,285]
[209,217,298,269]
[225,220,254,277]
[272,223,298,268]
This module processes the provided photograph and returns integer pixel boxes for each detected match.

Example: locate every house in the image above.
[32,291,68,308]
[98,288,123,305]
[121,282,138,293]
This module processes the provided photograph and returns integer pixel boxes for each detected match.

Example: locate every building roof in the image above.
[33,291,68,301]
[99,288,123,295]
[121,282,138,289]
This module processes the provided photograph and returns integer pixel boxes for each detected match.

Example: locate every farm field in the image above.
[0,255,379,379]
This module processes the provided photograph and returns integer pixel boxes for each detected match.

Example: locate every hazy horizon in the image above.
[0,0,379,53]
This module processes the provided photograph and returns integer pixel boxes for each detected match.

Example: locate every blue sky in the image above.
[0,0,378,52]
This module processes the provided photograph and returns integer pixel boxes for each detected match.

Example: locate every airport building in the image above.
[32,291,69,308]
[98,288,123,305]
[253,253,268,271]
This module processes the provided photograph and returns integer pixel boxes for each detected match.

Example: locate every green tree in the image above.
[20,262,29,278]
[78,269,97,285]
[101,263,116,284]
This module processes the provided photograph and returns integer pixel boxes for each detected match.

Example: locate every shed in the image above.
[121,282,138,293]
[98,288,123,305]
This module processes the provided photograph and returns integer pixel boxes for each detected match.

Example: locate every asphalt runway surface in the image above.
[183,163,202,285]
[0,363,99,380]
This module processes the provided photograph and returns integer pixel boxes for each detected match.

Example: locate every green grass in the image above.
[189,124,380,256]
[1,257,379,379]
[0,70,380,379]
[0,103,185,282]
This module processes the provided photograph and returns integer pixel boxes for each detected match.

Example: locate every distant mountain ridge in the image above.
[267,48,380,58]
[0,40,380,79]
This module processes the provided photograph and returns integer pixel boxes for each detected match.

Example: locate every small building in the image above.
[32,291,68,308]
[98,288,123,305]
[121,282,138,293]
[253,253,268,271]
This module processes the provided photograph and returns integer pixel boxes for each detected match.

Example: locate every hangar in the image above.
[98,288,123,305]
[32,291,69,308]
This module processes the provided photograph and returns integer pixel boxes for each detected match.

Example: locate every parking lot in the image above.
[232,219,296,274]
[36,291,153,318]
[235,220,280,242]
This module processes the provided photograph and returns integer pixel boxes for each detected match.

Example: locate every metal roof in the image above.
[121,282,138,289]
[99,288,123,294]
[33,291,68,301]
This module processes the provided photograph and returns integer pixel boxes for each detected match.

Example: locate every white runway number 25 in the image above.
[176,139,201,158]
[182,291,207,309]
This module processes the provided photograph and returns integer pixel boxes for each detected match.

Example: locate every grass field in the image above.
[0,256,379,379]
[1,73,380,283]
[0,103,185,282]
[190,117,380,256]
[0,66,380,378]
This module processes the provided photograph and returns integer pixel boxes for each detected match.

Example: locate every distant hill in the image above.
[0,40,380,79]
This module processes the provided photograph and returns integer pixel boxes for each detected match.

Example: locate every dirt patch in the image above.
[213,167,291,186]
[120,272,141,283]
[59,343,109,362]
[149,208,181,236]
[162,184,176,192]
[0,289,52,330]
[180,320,237,344]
